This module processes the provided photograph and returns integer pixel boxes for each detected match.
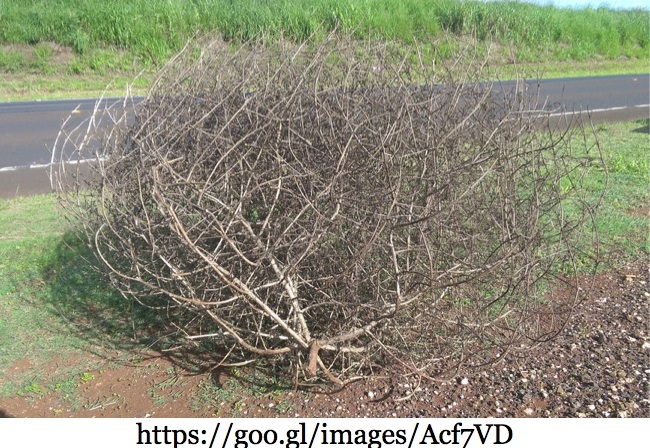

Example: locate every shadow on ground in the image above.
[631,118,649,134]
[40,232,233,377]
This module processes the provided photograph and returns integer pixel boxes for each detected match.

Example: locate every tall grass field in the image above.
[0,0,648,66]
[0,1,648,99]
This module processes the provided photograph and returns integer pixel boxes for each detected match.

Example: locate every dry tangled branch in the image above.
[53,35,604,383]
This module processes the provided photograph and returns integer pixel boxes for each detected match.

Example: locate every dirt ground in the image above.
[0,260,647,418]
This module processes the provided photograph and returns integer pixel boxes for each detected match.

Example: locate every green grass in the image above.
[0,1,647,62]
[586,120,649,261]
[0,72,151,101]
[0,1,648,100]
[0,205,104,405]
[0,195,79,371]
[0,194,172,404]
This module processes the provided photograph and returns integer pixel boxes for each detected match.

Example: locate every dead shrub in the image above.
[53,35,603,384]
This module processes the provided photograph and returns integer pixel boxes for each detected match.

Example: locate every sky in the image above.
[486,0,649,9]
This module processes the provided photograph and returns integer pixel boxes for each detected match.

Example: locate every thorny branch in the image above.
[53,34,604,383]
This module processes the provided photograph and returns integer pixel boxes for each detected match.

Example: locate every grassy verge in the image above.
[0,196,101,405]
[0,72,151,101]
[588,120,649,261]
[0,0,648,101]
[0,44,647,101]
[0,120,647,410]
[1,57,648,102]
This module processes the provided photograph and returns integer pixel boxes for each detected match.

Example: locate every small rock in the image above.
[460,378,469,386]
[577,413,587,418]
[367,391,375,399]
[524,408,534,416]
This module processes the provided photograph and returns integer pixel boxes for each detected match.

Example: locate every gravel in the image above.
[282,260,649,418]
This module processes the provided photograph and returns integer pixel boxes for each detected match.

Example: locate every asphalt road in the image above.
[0,74,648,199]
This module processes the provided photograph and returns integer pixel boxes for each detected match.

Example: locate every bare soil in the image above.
[0,260,647,418]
